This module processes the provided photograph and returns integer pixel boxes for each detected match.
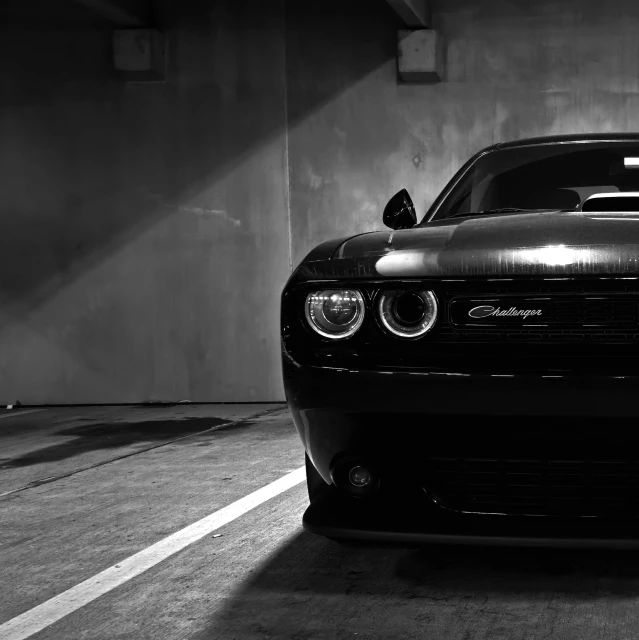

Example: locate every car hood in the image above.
[325,211,639,278]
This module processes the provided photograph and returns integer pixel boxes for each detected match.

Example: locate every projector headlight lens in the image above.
[305,289,365,339]
[378,290,438,338]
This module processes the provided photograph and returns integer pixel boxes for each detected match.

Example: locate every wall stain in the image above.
[139,188,243,227]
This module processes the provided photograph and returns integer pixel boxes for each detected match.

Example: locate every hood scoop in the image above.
[581,192,639,212]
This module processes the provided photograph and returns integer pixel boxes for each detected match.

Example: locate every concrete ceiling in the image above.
[0,0,149,26]
[386,0,430,27]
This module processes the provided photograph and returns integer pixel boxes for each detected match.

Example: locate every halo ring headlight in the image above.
[305,289,366,339]
[378,290,438,338]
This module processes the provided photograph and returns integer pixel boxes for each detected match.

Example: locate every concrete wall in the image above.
[286,0,639,267]
[4,0,639,403]
[0,0,290,403]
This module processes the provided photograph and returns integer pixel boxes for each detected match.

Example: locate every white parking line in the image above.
[0,409,44,421]
[0,465,306,640]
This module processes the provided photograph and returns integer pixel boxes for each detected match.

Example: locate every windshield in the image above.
[425,142,639,223]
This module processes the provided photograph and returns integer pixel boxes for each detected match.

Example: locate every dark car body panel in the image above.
[327,212,639,279]
[282,134,639,547]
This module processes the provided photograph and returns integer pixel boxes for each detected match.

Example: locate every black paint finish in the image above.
[281,135,639,546]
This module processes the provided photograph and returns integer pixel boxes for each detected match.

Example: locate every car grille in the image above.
[426,457,639,518]
[440,287,639,343]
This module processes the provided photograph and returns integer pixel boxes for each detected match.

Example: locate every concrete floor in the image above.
[2,406,639,639]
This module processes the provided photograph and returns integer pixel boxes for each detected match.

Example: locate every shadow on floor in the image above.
[198,531,639,640]
[0,417,245,467]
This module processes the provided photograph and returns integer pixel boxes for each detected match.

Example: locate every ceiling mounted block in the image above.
[398,29,443,83]
[113,29,166,82]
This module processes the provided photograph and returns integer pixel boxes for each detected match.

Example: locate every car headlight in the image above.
[378,290,438,338]
[305,289,365,339]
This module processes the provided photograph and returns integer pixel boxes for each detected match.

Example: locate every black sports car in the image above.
[281,133,639,548]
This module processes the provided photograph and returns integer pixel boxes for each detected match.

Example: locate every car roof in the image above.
[493,133,639,150]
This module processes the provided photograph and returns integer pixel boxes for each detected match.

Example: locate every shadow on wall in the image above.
[198,532,639,638]
[0,0,402,316]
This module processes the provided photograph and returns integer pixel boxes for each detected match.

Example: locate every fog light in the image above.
[330,456,380,497]
[348,466,372,487]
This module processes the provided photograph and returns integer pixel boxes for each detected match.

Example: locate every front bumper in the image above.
[285,364,639,543]
[304,489,639,548]
[285,364,639,482]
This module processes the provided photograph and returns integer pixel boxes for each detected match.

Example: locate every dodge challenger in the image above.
[281,133,639,547]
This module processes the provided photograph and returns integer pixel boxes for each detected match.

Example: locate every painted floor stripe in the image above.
[0,409,44,421]
[0,465,306,640]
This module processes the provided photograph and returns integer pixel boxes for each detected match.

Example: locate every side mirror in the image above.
[382,189,417,230]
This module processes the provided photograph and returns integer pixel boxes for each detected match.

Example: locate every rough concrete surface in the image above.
[3,405,639,639]
[0,0,290,404]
